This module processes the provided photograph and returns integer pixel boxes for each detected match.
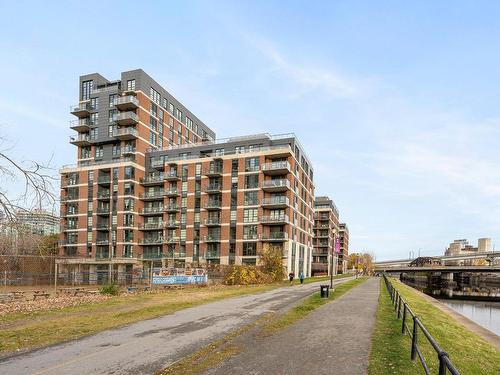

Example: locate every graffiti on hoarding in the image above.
[152,274,208,285]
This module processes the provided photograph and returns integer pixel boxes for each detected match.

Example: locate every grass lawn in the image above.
[0,274,352,355]
[369,278,500,375]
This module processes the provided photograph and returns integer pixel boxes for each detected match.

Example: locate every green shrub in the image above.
[99,283,120,295]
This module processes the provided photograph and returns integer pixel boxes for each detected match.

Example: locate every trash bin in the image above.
[320,285,329,298]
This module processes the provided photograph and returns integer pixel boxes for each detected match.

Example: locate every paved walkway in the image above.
[205,277,380,375]
[0,277,354,375]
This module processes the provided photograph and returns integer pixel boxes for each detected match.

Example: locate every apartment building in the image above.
[13,209,59,235]
[338,223,349,273]
[312,196,339,276]
[59,70,315,283]
[59,69,215,283]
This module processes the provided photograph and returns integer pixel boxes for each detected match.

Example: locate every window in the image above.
[81,147,91,159]
[175,108,183,121]
[88,171,94,181]
[195,163,201,176]
[244,191,258,205]
[243,225,257,240]
[149,131,157,145]
[235,145,246,154]
[82,80,93,100]
[127,79,135,91]
[90,112,99,125]
[90,97,98,110]
[124,166,134,179]
[169,102,174,114]
[112,144,120,156]
[244,174,259,189]
[162,97,167,109]
[186,117,193,129]
[243,208,258,223]
[150,116,157,131]
[245,157,259,172]
[109,94,116,108]
[151,103,157,117]
[215,148,225,156]
[150,87,160,104]
[108,124,116,137]
[243,242,257,256]
[95,146,103,158]
[108,109,117,123]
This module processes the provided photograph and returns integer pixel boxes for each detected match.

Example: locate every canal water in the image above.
[441,299,500,336]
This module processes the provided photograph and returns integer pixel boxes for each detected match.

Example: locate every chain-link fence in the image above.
[0,254,56,287]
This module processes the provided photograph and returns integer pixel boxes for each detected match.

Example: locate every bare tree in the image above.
[0,137,57,222]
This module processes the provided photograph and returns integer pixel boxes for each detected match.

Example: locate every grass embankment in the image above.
[368,278,500,375]
[159,276,367,375]
[0,274,352,355]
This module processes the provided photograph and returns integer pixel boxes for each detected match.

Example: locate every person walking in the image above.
[299,272,305,285]
[288,272,295,285]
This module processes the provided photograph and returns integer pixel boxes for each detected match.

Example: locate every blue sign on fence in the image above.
[152,275,208,285]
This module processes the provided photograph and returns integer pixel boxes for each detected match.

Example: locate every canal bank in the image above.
[369,278,500,375]
[441,299,500,336]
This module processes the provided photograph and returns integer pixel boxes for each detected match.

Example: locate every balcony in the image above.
[205,184,222,193]
[317,241,329,247]
[139,237,164,245]
[260,232,289,241]
[164,203,180,212]
[164,236,180,244]
[139,207,164,215]
[313,223,330,229]
[96,239,110,246]
[204,166,223,177]
[140,191,164,201]
[69,134,91,146]
[62,225,78,232]
[261,179,290,192]
[113,127,138,140]
[261,196,289,208]
[142,251,164,259]
[243,234,258,241]
[164,188,179,197]
[164,220,180,228]
[61,195,79,202]
[139,222,164,230]
[204,201,222,210]
[96,207,110,216]
[204,235,221,242]
[97,176,111,185]
[204,218,221,226]
[204,250,220,259]
[316,233,330,238]
[96,192,111,200]
[62,209,78,217]
[95,251,111,260]
[70,118,94,132]
[121,146,136,156]
[260,215,289,225]
[164,171,179,180]
[140,174,164,186]
[60,240,78,247]
[70,102,93,118]
[151,158,165,169]
[261,161,291,176]
[113,111,138,126]
[61,179,78,188]
[96,223,110,231]
[114,96,139,111]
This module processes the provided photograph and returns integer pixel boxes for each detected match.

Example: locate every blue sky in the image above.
[0,1,499,260]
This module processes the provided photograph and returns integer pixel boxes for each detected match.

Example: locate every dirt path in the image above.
[204,277,380,375]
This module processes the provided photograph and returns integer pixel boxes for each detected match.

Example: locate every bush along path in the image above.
[159,277,373,375]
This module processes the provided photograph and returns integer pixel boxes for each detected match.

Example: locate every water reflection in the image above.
[441,300,500,336]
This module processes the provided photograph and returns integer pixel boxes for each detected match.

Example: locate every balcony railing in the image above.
[260,232,289,241]
[97,176,111,184]
[260,215,289,224]
[204,166,223,176]
[261,196,289,207]
[61,179,79,188]
[261,179,290,190]
[140,174,164,185]
[139,237,164,245]
[204,218,221,226]
[164,203,180,212]
[205,183,222,193]
[164,171,179,180]
[97,192,111,200]
[114,95,139,110]
[140,191,165,200]
[164,236,180,244]
[140,207,164,215]
[113,111,139,125]
[141,252,164,259]
[204,251,220,258]
[151,158,165,169]
[261,161,291,174]
[204,235,221,242]
[69,118,95,132]
[164,220,180,228]
[164,188,179,196]
[139,222,164,230]
[243,234,258,240]
[70,102,94,117]
[113,127,138,139]
[121,146,136,155]
[204,201,222,210]
[69,134,91,146]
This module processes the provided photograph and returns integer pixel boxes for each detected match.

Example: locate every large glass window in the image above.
[245,157,260,172]
[82,80,93,100]
[127,79,135,91]
[244,191,258,205]
[244,174,259,189]
[243,208,258,223]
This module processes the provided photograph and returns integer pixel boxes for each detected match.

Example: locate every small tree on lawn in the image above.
[259,244,286,282]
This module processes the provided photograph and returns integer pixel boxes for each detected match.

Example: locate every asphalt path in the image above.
[0,277,354,375]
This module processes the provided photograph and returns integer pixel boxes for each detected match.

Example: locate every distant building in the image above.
[312,196,339,276]
[338,223,349,274]
[15,209,59,235]
[444,237,493,266]
[478,238,493,253]
[409,257,441,267]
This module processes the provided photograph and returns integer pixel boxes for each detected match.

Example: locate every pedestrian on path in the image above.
[299,272,305,285]
[288,272,295,284]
